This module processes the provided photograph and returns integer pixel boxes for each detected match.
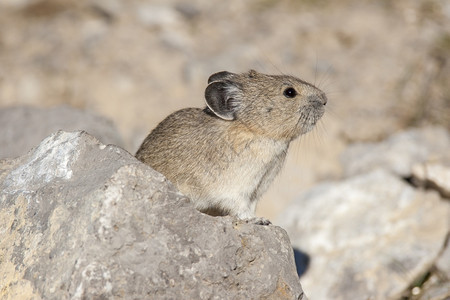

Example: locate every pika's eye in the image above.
[283,87,297,98]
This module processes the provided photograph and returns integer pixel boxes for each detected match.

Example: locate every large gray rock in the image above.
[0,105,124,159]
[0,131,304,300]
[277,170,449,300]
[341,127,450,178]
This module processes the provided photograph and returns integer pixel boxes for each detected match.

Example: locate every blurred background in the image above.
[1,0,448,217]
[0,0,449,298]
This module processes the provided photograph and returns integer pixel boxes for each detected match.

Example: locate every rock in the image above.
[417,282,450,300]
[175,3,201,20]
[135,4,181,28]
[276,169,449,300]
[91,0,122,20]
[0,131,305,300]
[341,127,450,178]
[0,105,124,159]
[436,238,450,280]
[411,267,450,300]
[412,161,450,199]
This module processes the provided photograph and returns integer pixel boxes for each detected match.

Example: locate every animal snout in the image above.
[307,92,327,106]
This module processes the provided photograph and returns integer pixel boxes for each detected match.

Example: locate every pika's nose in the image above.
[308,92,327,106]
[319,92,327,106]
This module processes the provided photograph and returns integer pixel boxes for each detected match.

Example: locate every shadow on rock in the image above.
[293,247,310,278]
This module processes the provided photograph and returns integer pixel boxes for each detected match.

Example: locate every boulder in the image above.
[277,169,449,300]
[0,131,305,300]
[0,105,124,159]
[341,127,450,178]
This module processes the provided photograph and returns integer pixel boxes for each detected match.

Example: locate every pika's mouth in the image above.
[296,102,325,134]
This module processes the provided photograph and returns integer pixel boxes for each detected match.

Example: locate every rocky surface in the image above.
[341,127,450,178]
[0,131,305,300]
[1,0,450,298]
[412,161,450,199]
[279,170,449,299]
[0,105,124,159]
[277,127,450,300]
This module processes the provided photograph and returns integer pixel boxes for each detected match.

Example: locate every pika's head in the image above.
[204,70,326,141]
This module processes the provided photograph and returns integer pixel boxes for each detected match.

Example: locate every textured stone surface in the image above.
[412,161,450,199]
[436,237,450,279]
[341,127,450,178]
[0,131,304,300]
[418,282,450,300]
[0,105,124,159]
[277,170,449,300]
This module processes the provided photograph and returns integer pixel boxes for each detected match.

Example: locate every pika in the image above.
[136,70,326,224]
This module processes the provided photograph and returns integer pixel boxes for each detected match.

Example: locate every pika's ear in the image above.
[207,71,236,84]
[205,80,242,121]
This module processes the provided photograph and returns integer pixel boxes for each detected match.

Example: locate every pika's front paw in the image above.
[246,217,271,226]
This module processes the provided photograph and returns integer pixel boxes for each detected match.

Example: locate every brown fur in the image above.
[136,70,326,224]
